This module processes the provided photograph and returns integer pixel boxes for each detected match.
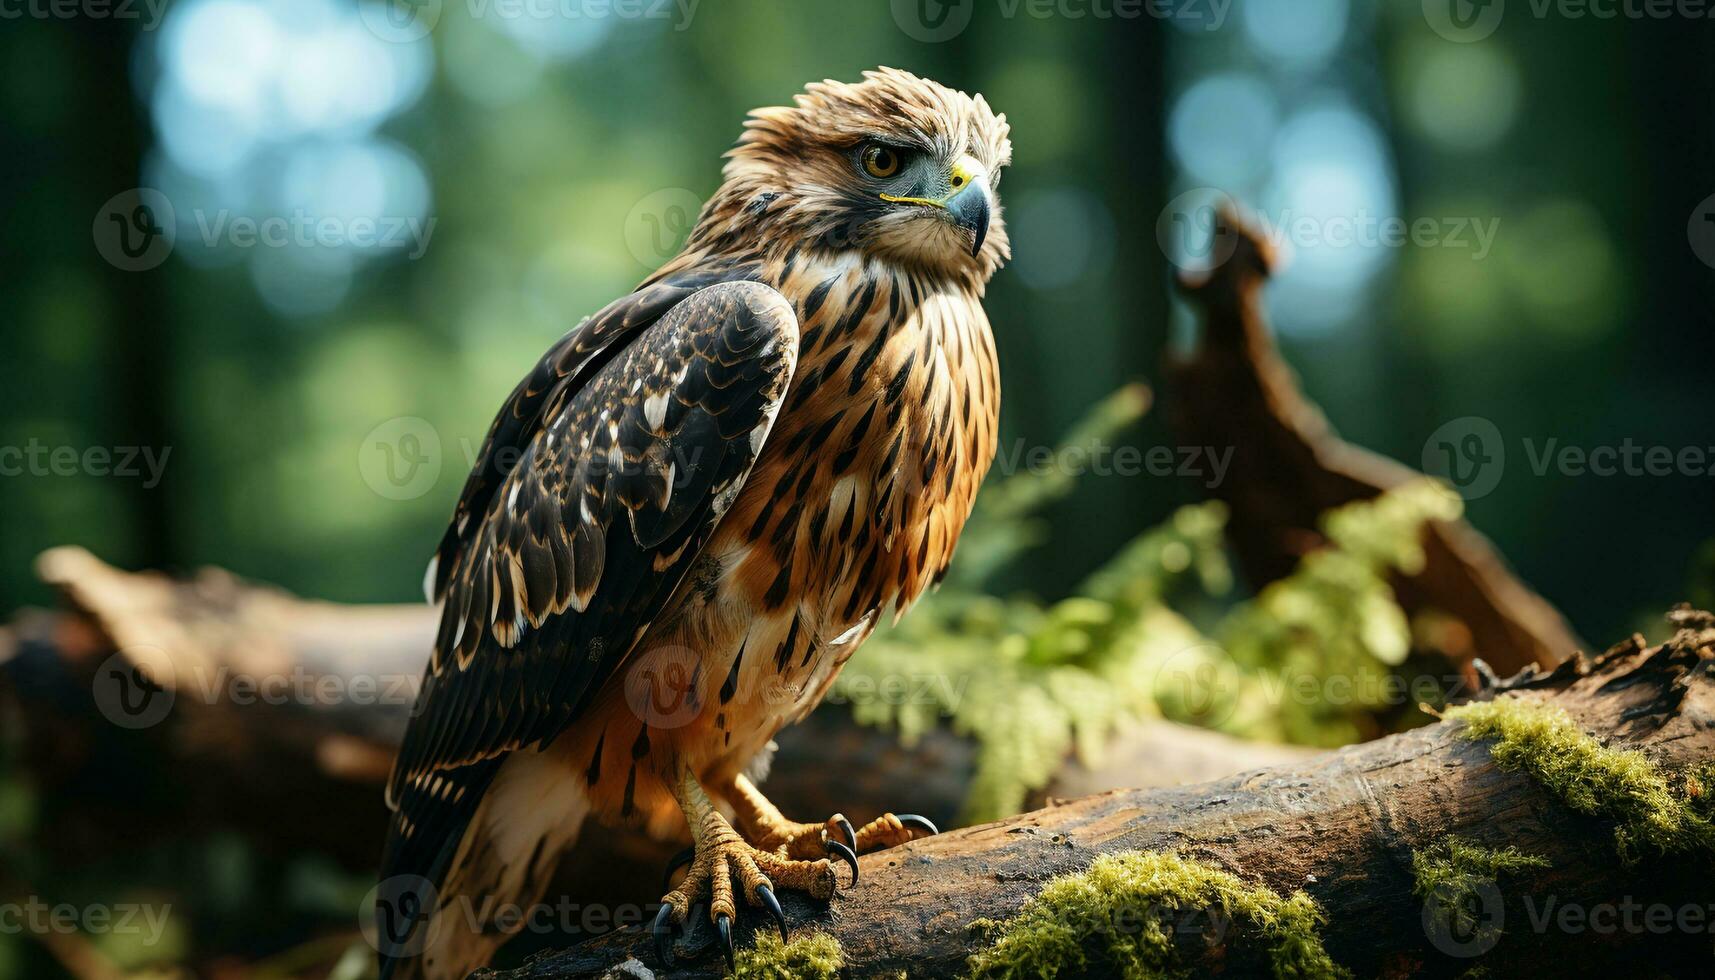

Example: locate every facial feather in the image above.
[689,67,1012,283]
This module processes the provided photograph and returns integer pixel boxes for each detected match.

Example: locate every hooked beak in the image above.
[881,155,993,258]
[945,179,991,257]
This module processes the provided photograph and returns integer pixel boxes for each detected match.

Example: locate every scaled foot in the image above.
[728,774,939,882]
[654,773,841,969]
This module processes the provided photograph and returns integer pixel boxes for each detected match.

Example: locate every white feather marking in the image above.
[829,475,858,513]
[422,555,439,604]
[829,610,876,647]
[508,481,522,512]
[712,477,742,517]
[644,390,670,430]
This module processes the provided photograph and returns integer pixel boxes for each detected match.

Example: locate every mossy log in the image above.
[485,608,1715,979]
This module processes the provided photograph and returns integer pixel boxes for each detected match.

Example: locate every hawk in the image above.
[378,68,1010,978]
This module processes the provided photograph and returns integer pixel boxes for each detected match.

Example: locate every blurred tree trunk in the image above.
[1166,211,1583,675]
[76,20,180,570]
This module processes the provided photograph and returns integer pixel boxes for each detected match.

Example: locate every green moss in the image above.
[1411,836,1548,948]
[1447,699,1715,863]
[731,931,843,980]
[965,851,1349,980]
[843,478,1456,822]
[1685,763,1715,822]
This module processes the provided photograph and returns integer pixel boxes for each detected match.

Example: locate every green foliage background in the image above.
[0,1,1712,976]
[841,389,1465,821]
[1,0,1710,642]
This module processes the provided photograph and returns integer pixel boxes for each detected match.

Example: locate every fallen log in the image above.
[1166,207,1582,675]
[484,607,1715,979]
[0,549,1302,875]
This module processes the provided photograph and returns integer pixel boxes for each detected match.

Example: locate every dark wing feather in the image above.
[423,263,759,607]
[378,279,797,915]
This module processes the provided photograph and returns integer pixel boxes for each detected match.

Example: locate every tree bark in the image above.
[484,607,1715,980]
[1165,210,1583,676]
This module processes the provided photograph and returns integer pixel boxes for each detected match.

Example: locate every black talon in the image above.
[756,884,789,944]
[832,814,858,855]
[716,912,734,970]
[661,845,696,890]
[652,903,677,968]
[826,838,859,887]
[897,813,939,837]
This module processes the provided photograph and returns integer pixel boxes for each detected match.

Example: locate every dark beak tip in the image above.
[967,210,989,258]
[944,185,991,259]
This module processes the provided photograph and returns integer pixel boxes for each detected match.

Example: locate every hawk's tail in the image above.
[377,752,593,980]
[375,758,500,980]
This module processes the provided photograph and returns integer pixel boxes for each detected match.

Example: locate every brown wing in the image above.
[378,278,797,914]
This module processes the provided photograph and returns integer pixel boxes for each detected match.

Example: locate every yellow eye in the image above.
[861,144,901,179]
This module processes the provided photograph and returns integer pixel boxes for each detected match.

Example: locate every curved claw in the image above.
[715,912,734,970]
[831,814,858,855]
[651,903,677,968]
[825,838,859,887]
[897,813,939,837]
[661,845,696,890]
[756,884,789,944]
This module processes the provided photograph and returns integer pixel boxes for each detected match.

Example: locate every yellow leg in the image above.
[653,769,838,969]
[727,773,938,861]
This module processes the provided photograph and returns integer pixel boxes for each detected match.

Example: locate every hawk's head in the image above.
[722,67,1012,282]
